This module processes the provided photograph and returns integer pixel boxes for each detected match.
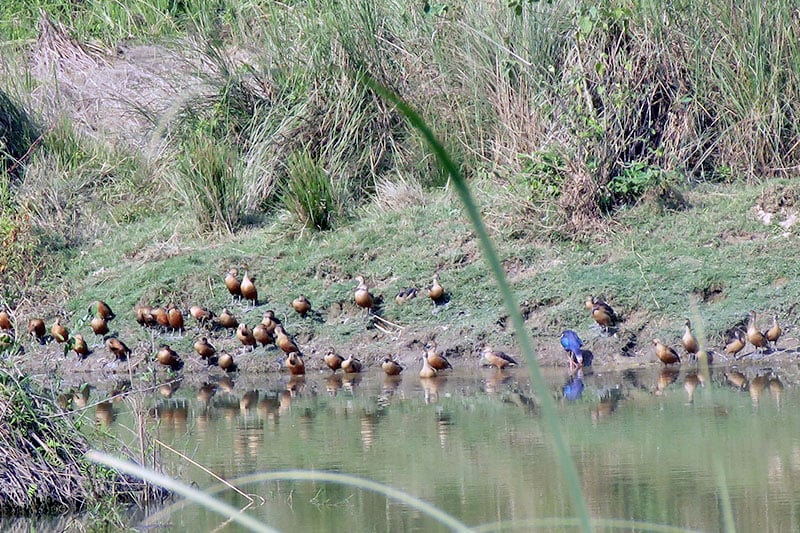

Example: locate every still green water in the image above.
[101,363,800,532]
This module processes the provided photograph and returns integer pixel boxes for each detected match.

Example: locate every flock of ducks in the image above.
[573,295,784,368]
[0,277,787,384]
[0,268,520,383]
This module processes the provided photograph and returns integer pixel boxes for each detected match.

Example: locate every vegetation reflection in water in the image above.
[79,363,799,532]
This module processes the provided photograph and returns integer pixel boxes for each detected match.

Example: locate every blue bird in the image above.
[562,372,585,401]
[560,330,584,370]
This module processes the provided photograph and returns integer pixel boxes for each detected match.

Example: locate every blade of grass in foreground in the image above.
[89,452,472,532]
[473,517,704,532]
[85,450,279,533]
[360,74,592,533]
[141,472,703,533]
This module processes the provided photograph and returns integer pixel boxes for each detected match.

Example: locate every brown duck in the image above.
[51,317,69,343]
[395,287,418,304]
[106,337,131,360]
[767,314,782,349]
[341,354,363,374]
[381,357,404,376]
[324,348,345,373]
[292,296,311,316]
[746,311,769,353]
[240,271,258,305]
[28,318,46,344]
[167,305,184,333]
[91,300,115,320]
[91,315,109,336]
[218,308,238,330]
[260,310,280,335]
[424,342,452,371]
[156,345,180,367]
[194,337,216,360]
[253,323,274,347]
[354,276,374,311]
[285,351,306,376]
[589,296,617,332]
[190,305,215,326]
[419,354,438,379]
[481,346,518,370]
[218,352,235,371]
[236,324,257,350]
[653,339,681,365]
[681,319,699,360]
[71,333,90,359]
[151,307,170,328]
[724,330,746,359]
[429,273,445,303]
[0,310,12,331]
[225,268,242,300]
[275,325,299,354]
[135,305,154,327]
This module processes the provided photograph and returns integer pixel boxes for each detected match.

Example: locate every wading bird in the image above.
[560,330,584,369]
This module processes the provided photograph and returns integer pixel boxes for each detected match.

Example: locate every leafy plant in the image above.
[602,161,661,209]
[519,150,567,202]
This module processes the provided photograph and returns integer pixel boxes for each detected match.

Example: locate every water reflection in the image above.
[655,367,680,395]
[684,372,701,403]
[47,362,800,532]
[561,370,584,401]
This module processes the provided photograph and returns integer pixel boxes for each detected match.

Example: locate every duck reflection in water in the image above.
[684,372,701,404]
[769,374,784,411]
[591,388,621,423]
[655,367,680,396]
[360,412,378,451]
[95,401,115,426]
[562,369,585,401]
[326,374,343,396]
[483,370,513,395]
[421,376,445,404]
[240,390,259,411]
[750,373,768,408]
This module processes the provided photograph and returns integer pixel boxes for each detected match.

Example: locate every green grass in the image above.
[42,175,800,360]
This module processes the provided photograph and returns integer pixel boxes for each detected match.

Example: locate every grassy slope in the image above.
[38,176,799,372]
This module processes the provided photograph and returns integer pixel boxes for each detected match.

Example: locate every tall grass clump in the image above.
[19,118,154,247]
[683,0,800,179]
[6,0,800,245]
[0,90,41,182]
[170,135,244,234]
[0,0,188,42]
[0,90,43,299]
[158,1,420,229]
[502,0,800,236]
[281,150,341,231]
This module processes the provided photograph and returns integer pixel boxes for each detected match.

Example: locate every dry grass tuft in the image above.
[373,174,426,213]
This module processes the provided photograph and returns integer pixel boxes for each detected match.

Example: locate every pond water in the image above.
[72,363,800,531]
